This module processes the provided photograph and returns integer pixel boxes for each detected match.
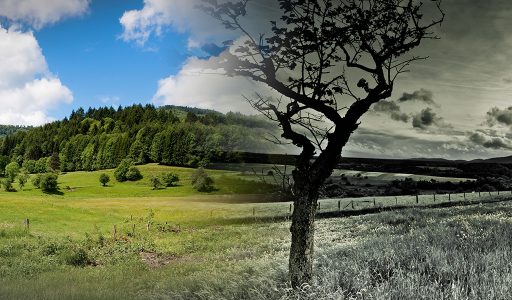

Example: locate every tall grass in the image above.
[3,197,512,299]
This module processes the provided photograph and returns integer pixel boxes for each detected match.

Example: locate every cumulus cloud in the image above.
[469,131,512,150]
[0,0,89,29]
[0,26,73,125]
[119,0,227,47]
[119,0,279,47]
[412,108,445,129]
[486,106,512,127]
[152,56,272,114]
[372,101,409,122]
[397,89,436,105]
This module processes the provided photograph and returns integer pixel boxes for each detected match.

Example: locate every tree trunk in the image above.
[289,185,319,288]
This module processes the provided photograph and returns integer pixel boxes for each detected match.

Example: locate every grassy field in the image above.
[1,164,512,299]
[209,162,474,183]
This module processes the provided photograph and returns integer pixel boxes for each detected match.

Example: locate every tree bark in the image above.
[289,182,319,288]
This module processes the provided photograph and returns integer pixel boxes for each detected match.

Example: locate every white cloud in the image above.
[152,56,268,114]
[119,0,278,47]
[120,0,200,46]
[0,26,73,126]
[0,0,89,29]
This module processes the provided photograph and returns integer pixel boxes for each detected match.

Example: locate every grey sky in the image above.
[130,0,512,160]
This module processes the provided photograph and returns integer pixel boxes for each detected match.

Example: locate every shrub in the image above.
[64,248,90,267]
[5,162,20,183]
[22,160,37,174]
[162,173,180,187]
[2,179,15,192]
[18,172,29,190]
[191,167,214,192]
[99,173,110,187]
[150,176,163,190]
[32,174,42,189]
[126,166,143,181]
[114,159,133,182]
[40,173,59,192]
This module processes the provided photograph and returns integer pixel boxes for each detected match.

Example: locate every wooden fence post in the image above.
[252,207,255,217]
[463,193,466,200]
[24,218,29,231]
[113,225,117,240]
[478,191,481,198]
[338,200,341,211]
[132,224,135,236]
[395,197,398,205]
[373,198,376,207]
[489,191,492,197]
[433,194,436,202]
[416,195,419,204]
[289,203,292,214]
[351,201,354,210]
[448,193,451,201]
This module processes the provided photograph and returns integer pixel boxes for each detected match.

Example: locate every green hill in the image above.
[0,104,277,174]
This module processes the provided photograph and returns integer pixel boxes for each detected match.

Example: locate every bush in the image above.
[162,173,180,187]
[18,172,29,190]
[150,176,163,190]
[32,174,43,189]
[40,173,59,192]
[126,166,143,181]
[114,159,142,182]
[32,174,42,189]
[64,248,90,267]
[99,173,110,187]
[5,162,20,183]
[2,179,15,192]
[114,159,133,182]
[191,167,215,192]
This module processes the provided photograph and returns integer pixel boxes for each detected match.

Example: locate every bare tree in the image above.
[201,0,443,287]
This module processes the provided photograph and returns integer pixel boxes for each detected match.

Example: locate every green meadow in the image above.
[1,164,512,299]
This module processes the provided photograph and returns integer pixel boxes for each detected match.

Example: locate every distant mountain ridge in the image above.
[477,155,512,164]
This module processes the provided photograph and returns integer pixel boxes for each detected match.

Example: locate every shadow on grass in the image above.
[43,189,64,196]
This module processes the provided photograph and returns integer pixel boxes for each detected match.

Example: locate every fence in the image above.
[239,190,512,220]
[17,191,512,235]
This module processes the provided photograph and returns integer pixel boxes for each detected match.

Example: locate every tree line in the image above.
[0,104,274,175]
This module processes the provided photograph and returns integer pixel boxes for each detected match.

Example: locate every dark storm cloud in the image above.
[412,108,440,129]
[469,132,512,150]
[486,106,512,126]
[397,89,436,105]
[372,101,409,122]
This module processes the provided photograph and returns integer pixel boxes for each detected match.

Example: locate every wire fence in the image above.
[238,190,512,220]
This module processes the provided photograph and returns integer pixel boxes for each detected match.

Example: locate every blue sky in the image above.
[35,0,191,120]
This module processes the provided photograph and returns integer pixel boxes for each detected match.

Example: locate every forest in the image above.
[0,104,276,175]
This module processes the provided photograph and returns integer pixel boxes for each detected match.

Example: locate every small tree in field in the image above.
[150,176,163,190]
[2,179,15,192]
[114,159,133,182]
[41,173,59,193]
[201,0,443,287]
[32,174,42,189]
[191,167,215,192]
[162,173,180,187]
[99,174,110,187]
[126,166,143,181]
[18,172,29,190]
[5,162,20,183]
